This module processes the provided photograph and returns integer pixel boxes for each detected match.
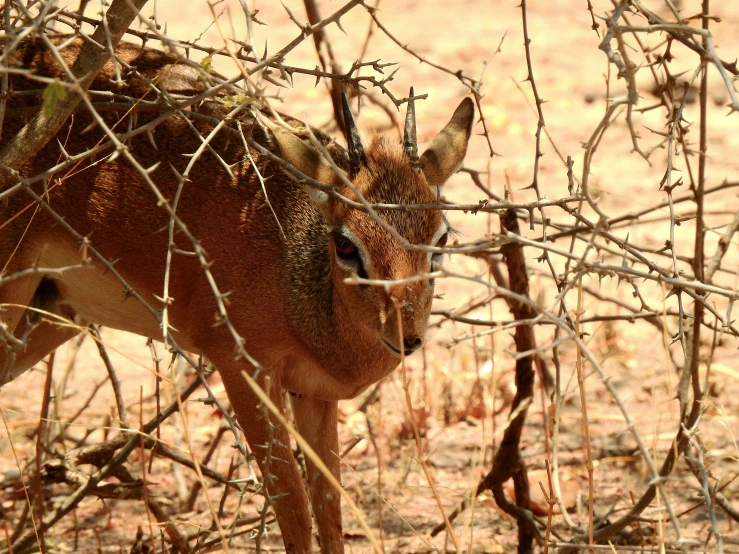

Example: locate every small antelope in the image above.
[0,37,474,553]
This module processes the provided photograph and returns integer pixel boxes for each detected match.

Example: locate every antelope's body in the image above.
[0,37,474,553]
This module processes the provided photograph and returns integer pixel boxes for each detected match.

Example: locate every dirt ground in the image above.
[2,1,739,552]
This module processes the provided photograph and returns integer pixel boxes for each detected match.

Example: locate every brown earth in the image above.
[2,1,739,553]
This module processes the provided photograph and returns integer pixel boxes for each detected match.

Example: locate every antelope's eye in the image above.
[334,234,357,258]
[332,232,368,281]
[436,233,448,248]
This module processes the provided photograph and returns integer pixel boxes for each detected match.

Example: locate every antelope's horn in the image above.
[403,86,420,169]
[341,92,365,177]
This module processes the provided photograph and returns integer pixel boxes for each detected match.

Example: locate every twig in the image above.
[394,299,461,552]
[0,0,149,173]
[88,325,129,429]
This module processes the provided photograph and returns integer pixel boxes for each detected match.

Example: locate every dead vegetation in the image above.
[1,1,738,553]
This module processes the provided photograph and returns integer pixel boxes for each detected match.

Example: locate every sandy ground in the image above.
[2,1,739,552]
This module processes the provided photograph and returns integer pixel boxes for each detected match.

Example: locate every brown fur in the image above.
[0,36,474,553]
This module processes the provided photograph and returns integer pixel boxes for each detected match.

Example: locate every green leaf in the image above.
[42,81,67,117]
[222,95,251,107]
[200,55,215,74]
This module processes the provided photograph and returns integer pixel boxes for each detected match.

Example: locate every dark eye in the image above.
[332,233,368,280]
[335,234,357,258]
[436,233,448,248]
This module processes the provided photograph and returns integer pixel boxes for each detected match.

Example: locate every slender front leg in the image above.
[291,395,344,554]
[217,364,315,554]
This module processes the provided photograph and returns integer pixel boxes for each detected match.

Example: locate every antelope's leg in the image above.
[1,275,80,384]
[2,317,81,379]
[0,273,41,332]
[291,395,343,554]
[218,364,315,554]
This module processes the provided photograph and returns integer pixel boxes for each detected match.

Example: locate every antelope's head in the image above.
[275,90,475,360]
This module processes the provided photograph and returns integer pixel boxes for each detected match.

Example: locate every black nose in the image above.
[403,336,423,354]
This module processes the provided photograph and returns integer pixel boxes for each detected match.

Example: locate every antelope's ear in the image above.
[272,128,335,208]
[419,97,475,190]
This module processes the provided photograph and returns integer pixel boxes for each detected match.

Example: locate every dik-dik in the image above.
[0,37,474,553]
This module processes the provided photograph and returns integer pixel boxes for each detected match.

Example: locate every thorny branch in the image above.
[1,1,739,553]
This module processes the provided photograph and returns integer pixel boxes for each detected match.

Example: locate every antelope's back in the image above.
[1,36,347,274]
[2,37,232,246]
